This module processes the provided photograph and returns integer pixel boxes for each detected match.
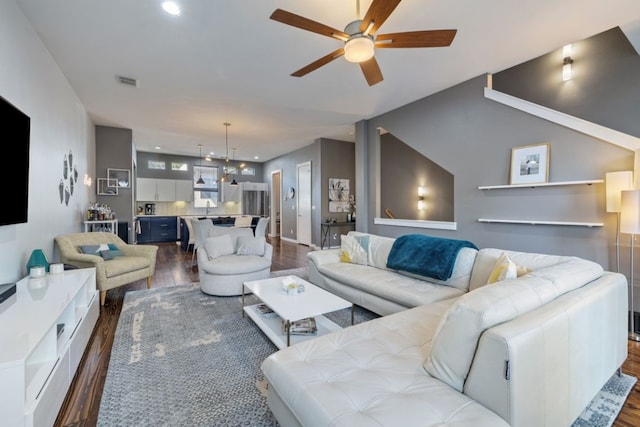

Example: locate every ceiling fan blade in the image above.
[270,9,349,41]
[291,48,345,77]
[359,0,402,35]
[360,57,384,86]
[375,30,457,48]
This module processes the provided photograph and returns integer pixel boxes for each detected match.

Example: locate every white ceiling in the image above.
[15,0,640,162]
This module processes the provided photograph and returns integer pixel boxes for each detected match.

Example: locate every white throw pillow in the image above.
[236,236,265,256]
[339,234,368,265]
[204,234,235,259]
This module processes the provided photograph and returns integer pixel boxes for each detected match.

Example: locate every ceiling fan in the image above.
[270,0,457,86]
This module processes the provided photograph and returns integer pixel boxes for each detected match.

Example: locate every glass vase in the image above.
[26,249,50,274]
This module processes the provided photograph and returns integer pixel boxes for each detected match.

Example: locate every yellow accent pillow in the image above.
[487,252,531,284]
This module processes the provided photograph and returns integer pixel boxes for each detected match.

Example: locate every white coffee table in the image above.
[242,275,353,349]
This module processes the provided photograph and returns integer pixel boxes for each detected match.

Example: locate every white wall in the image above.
[0,0,95,283]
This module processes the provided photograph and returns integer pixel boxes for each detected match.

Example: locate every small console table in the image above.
[320,222,355,249]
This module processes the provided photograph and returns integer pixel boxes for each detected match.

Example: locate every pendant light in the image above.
[230,146,238,186]
[222,122,238,186]
[196,144,205,185]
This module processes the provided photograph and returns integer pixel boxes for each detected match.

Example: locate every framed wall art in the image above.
[510,142,550,185]
[107,168,131,188]
[329,178,350,212]
[97,178,118,195]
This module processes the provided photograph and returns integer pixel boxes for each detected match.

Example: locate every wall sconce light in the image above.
[417,186,425,211]
[83,174,92,187]
[562,44,574,81]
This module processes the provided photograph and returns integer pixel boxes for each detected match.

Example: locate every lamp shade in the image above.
[606,171,633,213]
[620,190,640,234]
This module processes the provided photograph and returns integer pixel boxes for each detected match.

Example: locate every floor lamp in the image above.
[620,189,640,341]
[606,171,633,273]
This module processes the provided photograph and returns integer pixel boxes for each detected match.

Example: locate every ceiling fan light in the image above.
[344,36,374,63]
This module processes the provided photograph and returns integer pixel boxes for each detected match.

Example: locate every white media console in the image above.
[0,268,99,426]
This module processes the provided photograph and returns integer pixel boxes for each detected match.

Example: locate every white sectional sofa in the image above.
[261,232,628,426]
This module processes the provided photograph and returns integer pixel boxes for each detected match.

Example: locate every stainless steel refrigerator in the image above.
[241,188,268,216]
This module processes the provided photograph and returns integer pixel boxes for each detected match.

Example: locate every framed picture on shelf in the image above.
[510,142,550,185]
[97,178,118,195]
[107,168,131,188]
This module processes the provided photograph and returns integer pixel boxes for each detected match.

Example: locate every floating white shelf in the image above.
[478,179,603,190]
[478,218,604,227]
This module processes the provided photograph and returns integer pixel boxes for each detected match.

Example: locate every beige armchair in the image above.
[55,232,158,306]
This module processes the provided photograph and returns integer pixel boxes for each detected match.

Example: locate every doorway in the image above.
[297,161,312,246]
[270,169,282,237]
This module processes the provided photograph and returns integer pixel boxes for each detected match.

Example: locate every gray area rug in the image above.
[98,267,635,426]
[572,372,636,427]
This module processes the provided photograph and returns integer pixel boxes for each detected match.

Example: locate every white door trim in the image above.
[270,169,282,237]
[296,161,312,246]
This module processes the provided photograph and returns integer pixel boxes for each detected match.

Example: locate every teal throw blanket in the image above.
[386,234,478,280]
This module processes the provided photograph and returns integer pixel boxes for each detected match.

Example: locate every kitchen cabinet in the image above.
[137,216,178,243]
[175,179,194,201]
[221,182,240,202]
[137,178,193,202]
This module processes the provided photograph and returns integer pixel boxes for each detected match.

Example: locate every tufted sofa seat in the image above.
[55,232,158,306]
[262,242,628,426]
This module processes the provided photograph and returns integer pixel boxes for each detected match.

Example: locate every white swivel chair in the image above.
[255,217,269,237]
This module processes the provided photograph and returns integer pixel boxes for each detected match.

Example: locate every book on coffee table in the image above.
[256,303,278,319]
[282,317,317,335]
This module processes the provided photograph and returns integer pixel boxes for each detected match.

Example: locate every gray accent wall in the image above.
[363,74,633,270]
[493,27,640,138]
[262,138,354,247]
[380,133,454,221]
[321,139,355,247]
[96,126,134,240]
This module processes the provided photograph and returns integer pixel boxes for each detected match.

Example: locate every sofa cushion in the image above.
[236,236,265,256]
[317,261,464,308]
[103,256,152,278]
[339,234,369,265]
[469,248,575,291]
[208,225,253,248]
[199,254,271,275]
[261,299,509,427]
[398,247,478,292]
[424,257,604,392]
[204,235,235,259]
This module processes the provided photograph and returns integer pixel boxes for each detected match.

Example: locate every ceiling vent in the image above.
[117,75,139,87]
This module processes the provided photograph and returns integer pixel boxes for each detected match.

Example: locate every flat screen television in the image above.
[0,95,30,226]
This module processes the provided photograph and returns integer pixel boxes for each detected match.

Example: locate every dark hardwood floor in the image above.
[54,239,640,426]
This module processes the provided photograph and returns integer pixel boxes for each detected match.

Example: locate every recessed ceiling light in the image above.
[254,156,260,160]
[154,146,161,150]
[162,1,181,16]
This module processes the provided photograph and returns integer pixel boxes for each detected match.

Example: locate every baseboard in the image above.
[280,236,298,244]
